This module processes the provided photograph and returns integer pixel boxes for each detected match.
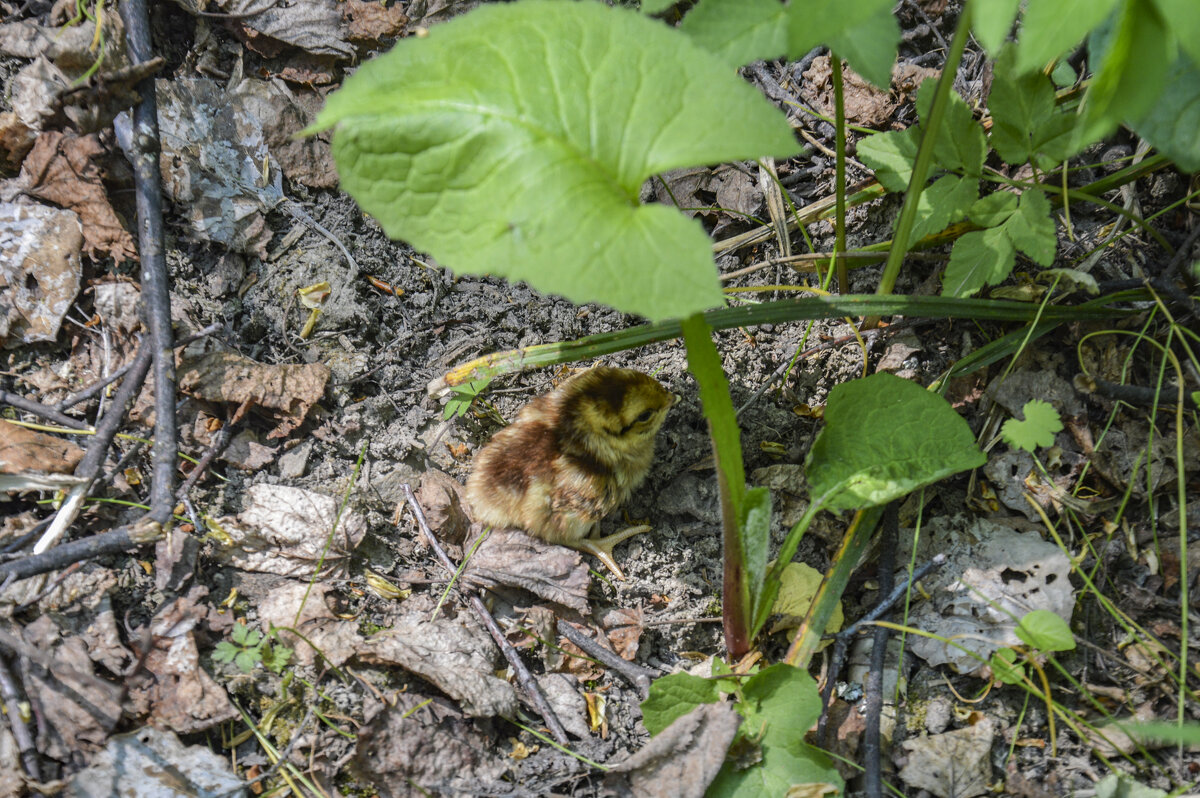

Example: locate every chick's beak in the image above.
[671,393,682,407]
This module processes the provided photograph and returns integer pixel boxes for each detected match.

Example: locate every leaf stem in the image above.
[831,52,849,293]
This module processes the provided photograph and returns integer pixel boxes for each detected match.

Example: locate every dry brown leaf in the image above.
[606,702,742,798]
[416,469,471,550]
[353,694,508,795]
[68,727,245,797]
[601,606,644,662]
[899,719,994,798]
[804,56,940,128]
[256,579,364,667]
[0,420,84,474]
[177,349,329,439]
[0,200,82,347]
[343,0,408,43]
[462,527,592,614]
[227,77,338,189]
[221,0,355,59]
[0,111,36,168]
[21,131,136,261]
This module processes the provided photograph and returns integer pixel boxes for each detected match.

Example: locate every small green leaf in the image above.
[971,0,1021,55]
[1001,399,1063,452]
[234,650,259,673]
[443,377,493,420]
[769,562,844,640]
[1050,61,1079,87]
[988,49,1058,165]
[968,192,1018,228]
[910,174,977,242]
[1015,609,1075,652]
[943,226,1015,297]
[828,5,900,89]
[915,81,987,177]
[805,373,986,512]
[231,621,250,645]
[680,0,787,66]
[213,642,238,664]
[1094,774,1168,798]
[315,1,799,322]
[641,672,721,736]
[1003,189,1056,266]
[740,486,772,632]
[786,0,895,70]
[263,645,293,674]
[857,129,919,192]
[990,647,1026,685]
[1015,0,1120,74]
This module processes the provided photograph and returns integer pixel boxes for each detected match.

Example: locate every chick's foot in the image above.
[575,525,651,580]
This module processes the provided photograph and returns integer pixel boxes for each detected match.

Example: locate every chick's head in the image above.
[557,367,676,466]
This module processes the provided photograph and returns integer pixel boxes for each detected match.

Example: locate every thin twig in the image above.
[862,504,897,798]
[555,619,657,700]
[120,0,178,526]
[0,518,164,584]
[56,360,133,412]
[0,390,89,430]
[0,654,40,782]
[401,485,570,745]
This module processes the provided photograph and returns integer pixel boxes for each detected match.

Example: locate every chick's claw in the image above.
[575,525,651,580]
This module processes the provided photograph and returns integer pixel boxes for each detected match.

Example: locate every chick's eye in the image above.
[635,409,654,423]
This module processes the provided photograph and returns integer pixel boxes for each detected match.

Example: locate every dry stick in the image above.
[32,345,152,555]
[0,654,40,782]
[176,420,237,500]
[120,0,178,526]
[400,485,570,746]
[56,360,133,412]
[555,619,657,700]
[0,517,165,583]
[862,504,897,798]
[0,390,89,430]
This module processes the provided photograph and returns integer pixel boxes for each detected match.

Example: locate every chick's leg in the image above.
[576,526,651,580]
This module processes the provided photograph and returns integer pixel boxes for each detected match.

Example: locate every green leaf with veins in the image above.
[1001,399,1062,452]
[943,226,1015,297]
[826,4,900,89]
[313,0,798,321]
[641,672,720,736]
[1015,609,1075,652]
[1004,190,1057,266]
[971,0,1021,55]
[680,0,786,66]
[857,128,919,192]
[1015,0,1120,74]
[910,174,977,242]
[968,192,1018,228]
[786,0,897,86]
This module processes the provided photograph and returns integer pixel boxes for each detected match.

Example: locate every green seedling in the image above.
[442,377,493,420]
[214,621,293,674]
[1001,399,1064,452]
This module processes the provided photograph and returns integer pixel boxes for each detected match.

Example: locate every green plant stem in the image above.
[874,6,972,299]
[784,505,886,669]
[681,313,751,658]
[831,52,849,294]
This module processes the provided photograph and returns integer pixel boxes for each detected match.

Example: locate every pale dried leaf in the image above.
[343,0,408,43]
[463,527,591,614]
[93,281,141,334]
[0,200,82,347]
[68,727,245,798]
[0,112,36,168]
[256,579,364,667]
[214,484,367,578]
[601,607,644,662]
[899,720,994,798]
[226,76,337,189]
[416,469,471,549]
[607,702,742,798]
[221,0,355,59]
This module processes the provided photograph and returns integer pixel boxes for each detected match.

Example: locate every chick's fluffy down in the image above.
[465,367,674,546]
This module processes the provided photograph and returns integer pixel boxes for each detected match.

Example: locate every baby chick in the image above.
[466,367,677,579]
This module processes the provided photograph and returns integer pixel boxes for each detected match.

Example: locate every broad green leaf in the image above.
[1149,0,1200,68]
[680,0,786,66]
[786,0,894,64]
[315,1,799,322]
[641,672,720,736]
[740,486,772,630]
[943,226,1015,297]
[915,81,987,177]
[1120,723,1200,747]
[1131,54,1200,172]
[990,648,1026,685]
[769,562,844,641]
[988,49,1057,165]
[971,0,1021,55]
[828,5,900,89]
[968,192,1018,228]
[805,373,986,512]
[640,0,678,14]
[1015,0,1120,74]
[709,665,841,797]
[1001,399,1063,452]
[1004,189,1056,266]
[1078,0,1172,147]
[857,129,919,192]
[1016,609,1075,652]
[910,174,977,242]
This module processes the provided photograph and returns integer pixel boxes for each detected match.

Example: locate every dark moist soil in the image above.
[1,0,1198,795]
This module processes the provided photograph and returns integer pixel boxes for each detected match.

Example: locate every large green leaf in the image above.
[806,373,985,511]
[1015,0,1120,74]
[314,1,798,321]
[680,0,787,66]
[1130,54,1200,172]
[786,0,897,87]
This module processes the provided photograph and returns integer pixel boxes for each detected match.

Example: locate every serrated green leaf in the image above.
[971,0,1021,55]
[785,0,895,61]
[213,642,238,663]
[990,648,1026,685]
[828,5,899,89]
[1004,190,1056,266]
[641,672,721,736]
[968,192,1018,228]
[741,486,772,631]
[235,651,258,673]
[1131,54,1200,172]
[1015,0,1120,74]
[910,174,977,242]
[315,1,799,322]
[1149,0,1200,68]
[1015,609,1075,652]
[943,226,1015,297]
[857,129,919,192]
[805,373,986,512]
[1001,398,1062,452]
[988,48,1057,165]
[680,0,786,66]
[915,81,987,177]
[231,621,250,645]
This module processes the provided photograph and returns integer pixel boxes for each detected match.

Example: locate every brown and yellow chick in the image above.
[466,367,677,579]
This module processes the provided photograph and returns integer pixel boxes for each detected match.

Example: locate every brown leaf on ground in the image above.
[0,420,84,474]
[342,0,408,43]
[407,0,481,27]
[899,719,994,798]
[221,0,355,59]
[46,57,165,134]
[803,56,940,128]
[416,469,471,549]
[0,18,122,72]
[462,527,592,614]
[643,164,762,235]
[353,694,508,796]
[357,601,518,718]
[606,702,742,798]
[227,76,338,189]
[264,55,339,87]
[177,349,329,439]
[213,484,367,578]
[20,131,136,261]
[536,672,590,739]
[256,579,364,667]
[601,607,644,662]
[0,111,36,169]
[68,727,245,797]
[0,200,82,347]
[92,280,141,335]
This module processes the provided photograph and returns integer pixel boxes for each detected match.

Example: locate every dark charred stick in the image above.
[0,519,164,584]
[555,619,656,700]
[119,0,177,526]
[173,322,223,349]
[0,655,40,782]
[401,484,571,746]
[0,390,89,430]
[862,504,898,798]
[175,421,236,500]
[0,518,52,556]
[1085,376,1200,410]
[56,361,133,412]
